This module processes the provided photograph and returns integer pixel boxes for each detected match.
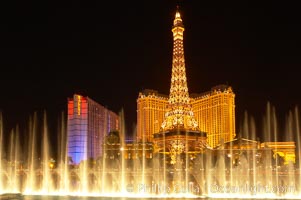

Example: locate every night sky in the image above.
[0,1,300,141]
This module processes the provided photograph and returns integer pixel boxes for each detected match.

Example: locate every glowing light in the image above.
[161,8,199,132]
[0,7,300,200]
[77,95,81,115]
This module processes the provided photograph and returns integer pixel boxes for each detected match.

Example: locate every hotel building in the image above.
[137,90,168,142]
[67,94,119,164]
[191,85,236,148]
[136,9,236,148]
[137,87,235,148]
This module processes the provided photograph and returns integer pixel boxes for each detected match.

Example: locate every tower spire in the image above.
[161,8,199,131]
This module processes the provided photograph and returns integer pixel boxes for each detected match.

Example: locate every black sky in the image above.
[0,1,300,140]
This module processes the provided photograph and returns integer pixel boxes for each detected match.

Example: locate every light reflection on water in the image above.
[8,195,296,200]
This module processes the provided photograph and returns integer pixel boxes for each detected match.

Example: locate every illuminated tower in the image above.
[153,9,206,164]
[137,8,236,150]
[160,9,199,132]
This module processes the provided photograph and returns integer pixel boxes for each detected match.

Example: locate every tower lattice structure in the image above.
[161,10,199,132]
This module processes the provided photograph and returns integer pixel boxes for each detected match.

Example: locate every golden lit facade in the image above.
[261,142,296,165]
[137,86,236,148]
[191,85,236,148]
[137,90,168,142]
[137,10,236,149]
[103,131,153,162]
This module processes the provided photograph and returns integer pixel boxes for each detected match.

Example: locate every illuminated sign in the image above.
[77,95,81,115]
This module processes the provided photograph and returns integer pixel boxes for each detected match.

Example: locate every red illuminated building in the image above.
[67,94,119,164]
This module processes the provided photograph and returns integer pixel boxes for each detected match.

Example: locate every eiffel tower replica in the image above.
[153,8,207,165]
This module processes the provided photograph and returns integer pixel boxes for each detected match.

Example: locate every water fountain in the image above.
[1,6,301,200]
[0,103,300,199]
